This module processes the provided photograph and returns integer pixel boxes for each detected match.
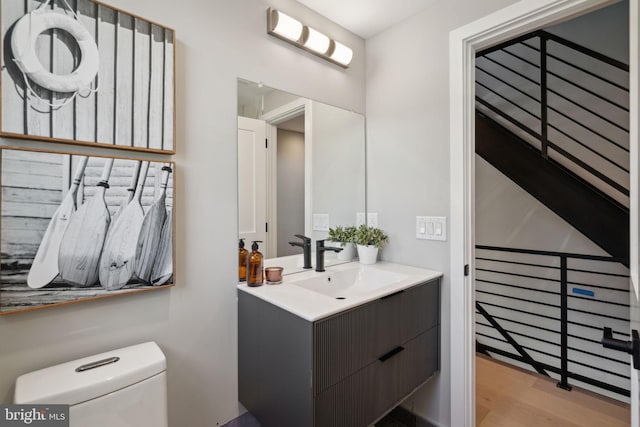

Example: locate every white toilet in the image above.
[14,342,168,427]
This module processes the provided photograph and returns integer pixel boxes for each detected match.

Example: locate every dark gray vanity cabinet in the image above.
[238,278,440,427]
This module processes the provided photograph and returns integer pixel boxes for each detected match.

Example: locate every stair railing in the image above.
[475,30,629,205]
[475,245,630,398]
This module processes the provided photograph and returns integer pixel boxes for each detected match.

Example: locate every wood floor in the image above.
[476,355,630,427]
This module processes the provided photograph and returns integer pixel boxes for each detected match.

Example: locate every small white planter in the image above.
[357,244,379,265]
[336,242,355,261]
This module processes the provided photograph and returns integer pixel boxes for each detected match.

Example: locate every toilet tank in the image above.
[15,342,167,427]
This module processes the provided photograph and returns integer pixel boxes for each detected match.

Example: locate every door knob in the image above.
[602,327,640,369]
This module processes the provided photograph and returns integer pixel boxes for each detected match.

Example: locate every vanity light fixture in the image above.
[267,8,353,68]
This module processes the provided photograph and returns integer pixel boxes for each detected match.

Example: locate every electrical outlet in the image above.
[356,212,366,226]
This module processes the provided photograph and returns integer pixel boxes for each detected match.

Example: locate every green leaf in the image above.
[354,224,388,249]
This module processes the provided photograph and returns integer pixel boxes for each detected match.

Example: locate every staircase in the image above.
[475,30,629,264]
[474,30,631,400]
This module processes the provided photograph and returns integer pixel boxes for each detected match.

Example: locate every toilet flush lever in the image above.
[75,356,120,372]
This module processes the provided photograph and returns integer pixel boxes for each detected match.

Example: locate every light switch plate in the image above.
[313,213,330,231]
[357,212,378,227]
[416,216,447,241]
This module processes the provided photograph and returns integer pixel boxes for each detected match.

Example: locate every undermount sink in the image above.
[238,260,443,321]
[290,265,409,299]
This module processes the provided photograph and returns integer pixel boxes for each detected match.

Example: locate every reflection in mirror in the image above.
[237,78,365,275]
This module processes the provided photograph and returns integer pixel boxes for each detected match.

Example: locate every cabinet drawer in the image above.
[401,280,440,342]
[314,279,439,394]
[315,327,439,427]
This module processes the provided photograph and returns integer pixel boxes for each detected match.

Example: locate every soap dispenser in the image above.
[239,239,248,282]
[247,241,264,287]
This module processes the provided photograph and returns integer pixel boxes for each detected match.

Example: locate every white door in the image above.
[238,117,267,255]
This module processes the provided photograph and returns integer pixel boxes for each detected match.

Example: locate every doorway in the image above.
[449,0,638,426]
[474,1,631,420]
[274,115,306,257]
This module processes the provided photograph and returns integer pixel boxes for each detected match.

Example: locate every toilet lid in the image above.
[14,342,166,405]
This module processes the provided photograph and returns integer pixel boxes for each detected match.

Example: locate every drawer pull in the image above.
[378,346,405,362]
[380,290,404,300]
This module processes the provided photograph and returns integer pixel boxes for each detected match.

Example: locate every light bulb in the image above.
[271,10,303,42]
[304,27,330,54]
[330,41,353,66]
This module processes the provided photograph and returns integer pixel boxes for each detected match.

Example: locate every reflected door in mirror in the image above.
[238,117,267,255]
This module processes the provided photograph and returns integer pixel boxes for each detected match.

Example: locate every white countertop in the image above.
[237,261,442,321]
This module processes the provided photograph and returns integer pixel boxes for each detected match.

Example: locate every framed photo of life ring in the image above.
[0,0,176,154]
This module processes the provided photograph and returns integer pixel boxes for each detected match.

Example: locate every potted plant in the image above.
[327,225,357,261]
[354,224,388,265]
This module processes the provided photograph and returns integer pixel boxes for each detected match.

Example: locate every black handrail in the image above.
[475,245,630,397]
[475,30,630,202]
[542,31,629,71]
[546,52,630,93]
[500,44,630,109]
[476,244,626,262]
[478,30,629,72]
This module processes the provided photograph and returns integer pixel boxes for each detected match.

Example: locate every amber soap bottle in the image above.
[247,240,264,287]
[239,239,248,282]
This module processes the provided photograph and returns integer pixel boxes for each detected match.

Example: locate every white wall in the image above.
[547,0,629,65]
[365,1,520,425]
[475,156,608,255]
[0,1,365,426]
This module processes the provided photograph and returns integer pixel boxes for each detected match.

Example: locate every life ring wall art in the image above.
[1,0,176,154]
[0,146,176,315]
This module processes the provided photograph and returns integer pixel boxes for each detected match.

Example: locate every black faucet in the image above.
[288,234,312,269]
[315,240,343,272]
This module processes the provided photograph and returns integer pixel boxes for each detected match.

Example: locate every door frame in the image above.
[629,1,639,424]
[261,98,313,256]
[448,0,627,426]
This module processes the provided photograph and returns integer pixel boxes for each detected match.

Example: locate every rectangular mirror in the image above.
[237,78,365,275]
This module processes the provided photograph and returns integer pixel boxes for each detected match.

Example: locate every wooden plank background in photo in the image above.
[0,0,176,153]
[0,147,175,315]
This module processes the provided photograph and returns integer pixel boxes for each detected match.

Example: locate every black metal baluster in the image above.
[557,255,572,391]
[540,34,548,159]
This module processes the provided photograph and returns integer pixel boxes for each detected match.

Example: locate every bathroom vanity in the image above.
[238,262,442,427]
